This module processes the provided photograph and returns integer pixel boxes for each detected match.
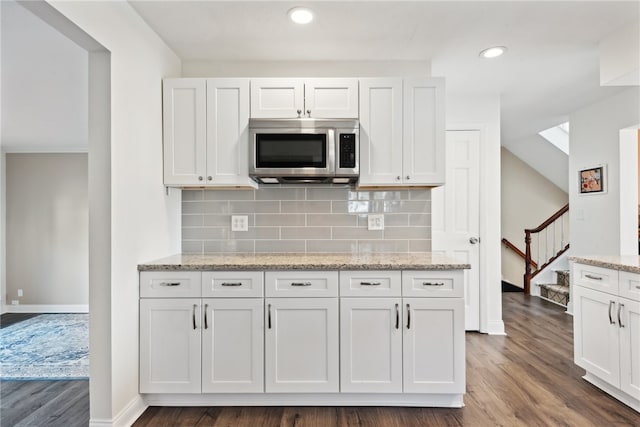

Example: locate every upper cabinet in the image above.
[163,78,257,188]
[250,78,359,118]
[359,77,445,187]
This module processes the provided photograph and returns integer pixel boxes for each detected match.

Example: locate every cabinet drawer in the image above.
[402,270,463,297]
[265,271,338,297]
[572,263,619,295]
[619,271,640,302]
[202,272,264,297]
[339,271,401,297]
[140,271,201,298]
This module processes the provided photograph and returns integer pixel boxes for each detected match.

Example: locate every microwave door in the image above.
[253,131,334,176]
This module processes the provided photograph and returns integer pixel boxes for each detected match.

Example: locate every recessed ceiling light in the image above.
[479,46,507,59]
[288,7,314,24]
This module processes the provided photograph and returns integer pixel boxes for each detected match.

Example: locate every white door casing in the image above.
[432,130,481,330]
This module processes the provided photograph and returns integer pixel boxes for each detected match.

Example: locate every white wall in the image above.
[501,148,568,287]
[445,93,504,335]
[506,134,569,193]
[569,87,640,256]
[6,153,88,307]
[40,1,182,424]
[1,0,88,152]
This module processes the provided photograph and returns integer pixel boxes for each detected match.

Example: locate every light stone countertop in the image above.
[569,255,640,274]
[138,252,471,271]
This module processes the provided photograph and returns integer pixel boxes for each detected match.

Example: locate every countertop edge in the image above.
[138,263,471,272]
[569,256,640,274]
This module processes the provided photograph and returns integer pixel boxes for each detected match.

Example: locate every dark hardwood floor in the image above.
[2,294,640,426]
[0,313,41,329]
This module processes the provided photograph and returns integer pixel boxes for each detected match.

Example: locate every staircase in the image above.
[538,270,570,307]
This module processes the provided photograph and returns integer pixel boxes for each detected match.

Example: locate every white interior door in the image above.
[432,130,480,330]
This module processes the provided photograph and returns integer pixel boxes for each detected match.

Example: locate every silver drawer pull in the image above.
[618,303,625,328]
[221,282,243,287]
[635,285,640,290]
[291,282,312,287]
[360,282,381,286]
[423,282,445,287]
[160,282,181,287]
[585,274,602,281]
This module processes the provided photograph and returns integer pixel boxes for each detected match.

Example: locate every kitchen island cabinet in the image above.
[570,256,640,413]
[139,253,468,407]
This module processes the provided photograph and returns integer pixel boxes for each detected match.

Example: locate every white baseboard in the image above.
[485,320,506,335]
[4,304,88,313]
[90,394,148,427]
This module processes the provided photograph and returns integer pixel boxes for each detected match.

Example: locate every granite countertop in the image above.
[570,255,640,274]
[138,252,471,271]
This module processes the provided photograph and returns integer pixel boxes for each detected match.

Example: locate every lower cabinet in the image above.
[140,268,466,406]
[572,262,640,410]
[265,298,339,393]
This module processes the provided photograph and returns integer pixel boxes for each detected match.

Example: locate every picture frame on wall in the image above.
[579,164,607,195]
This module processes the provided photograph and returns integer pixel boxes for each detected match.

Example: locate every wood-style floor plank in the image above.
[3,294,640,426]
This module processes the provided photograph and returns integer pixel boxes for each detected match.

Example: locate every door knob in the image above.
[469,237,479,244]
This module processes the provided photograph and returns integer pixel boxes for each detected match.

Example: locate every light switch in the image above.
[368,214,384,230]
[231,215,249,231]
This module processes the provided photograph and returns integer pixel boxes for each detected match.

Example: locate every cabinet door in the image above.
[140,298,201,393]
[163,79,207,185]
[403,78,445,185]
[403,298,465,393]
[304,78,358,118]
[573,286,620,386]
[340,298,402,393]
[619,297,640,399]
[265,298,339,392]
[206,78,255,187]
[202,298,264,393]
[250,78,304,118]
[358,78,403,186]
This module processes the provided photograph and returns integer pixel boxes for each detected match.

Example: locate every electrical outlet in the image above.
[17,289,23,297]
[11,300,19,305]
[231,215,249,232]
[367,214,384,231]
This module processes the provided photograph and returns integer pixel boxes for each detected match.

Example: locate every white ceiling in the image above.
[129,0,639,146]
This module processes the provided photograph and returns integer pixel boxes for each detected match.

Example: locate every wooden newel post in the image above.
[524,230,532,295]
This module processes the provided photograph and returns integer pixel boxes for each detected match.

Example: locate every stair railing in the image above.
[524,203,570,294]
[502,238,538,269]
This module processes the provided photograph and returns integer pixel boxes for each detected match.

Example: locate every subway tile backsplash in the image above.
[182,186,431,254]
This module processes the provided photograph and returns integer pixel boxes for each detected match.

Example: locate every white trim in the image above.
[4,304,88,313]
[89,395,147,427]
[619,126,639,255]
[485,320,506,335]
[143,393,465,408]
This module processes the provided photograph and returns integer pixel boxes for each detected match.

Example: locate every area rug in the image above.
[0,313,89,380]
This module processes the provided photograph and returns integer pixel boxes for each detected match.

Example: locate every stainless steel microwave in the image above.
[249,118,359,184]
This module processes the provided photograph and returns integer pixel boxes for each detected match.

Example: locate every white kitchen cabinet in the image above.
[340,297,403,393]
[140,298,202,393]
[265,297,339,393]
[250,78,358,118]
[140,271,264,394]
[359,77,445,187]
[202,298,264,393]
[403,297,465,393]
[163,78,256,188]
[573,263,640,410]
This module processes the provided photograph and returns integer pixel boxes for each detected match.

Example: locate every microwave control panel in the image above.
[339,134,357,169]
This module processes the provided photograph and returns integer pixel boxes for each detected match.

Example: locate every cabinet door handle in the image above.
[618,303,625,328]
[406,303,411,330]
[395,303,399,329]
[192,304,197,330]
[268,303,272,329]
[360,282,381,286]
[291,282,312,287]
[423,282,445,287]
[635,285,640,290]
[204,304,208,330]
[159,282,180,287]
[221,282,243,287]
[585,274,602,280]
[608,301,615,325]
